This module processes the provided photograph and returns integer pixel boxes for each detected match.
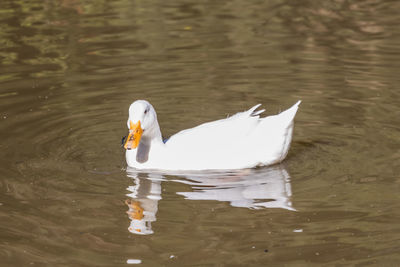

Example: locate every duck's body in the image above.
[124,100,301,171]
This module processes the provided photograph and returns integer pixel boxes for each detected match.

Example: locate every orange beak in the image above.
[124,120,143,150]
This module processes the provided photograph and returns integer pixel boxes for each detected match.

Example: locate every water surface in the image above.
[1,0,399,266]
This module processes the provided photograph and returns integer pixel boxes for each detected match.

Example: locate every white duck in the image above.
[124,100,301,171]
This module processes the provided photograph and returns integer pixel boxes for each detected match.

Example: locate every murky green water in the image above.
[1,0,400,266]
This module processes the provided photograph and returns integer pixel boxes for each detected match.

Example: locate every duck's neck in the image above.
[136,121,163,163]
[146,120,163,144]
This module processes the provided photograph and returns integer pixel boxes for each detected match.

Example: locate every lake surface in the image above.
[1,0,399,266]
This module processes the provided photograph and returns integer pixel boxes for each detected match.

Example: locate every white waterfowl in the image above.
[124,100,301,171]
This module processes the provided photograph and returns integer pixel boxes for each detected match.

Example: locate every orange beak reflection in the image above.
[124,120,143,150]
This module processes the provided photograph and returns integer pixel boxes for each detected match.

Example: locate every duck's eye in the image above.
[144,109,148,114]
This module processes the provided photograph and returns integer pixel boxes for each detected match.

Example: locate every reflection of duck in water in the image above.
[125,165,295,235]
[126,199,147,234]
[174,166,295,211]
[125,173,162,235]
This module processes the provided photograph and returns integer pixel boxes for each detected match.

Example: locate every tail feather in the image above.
[276,100,301,162]
[254,100,301,165]
[274,100,301,123]
[252,108,265,116]
[248,104,262,115]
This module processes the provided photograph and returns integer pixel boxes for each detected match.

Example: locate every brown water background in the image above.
[1,0,399,266]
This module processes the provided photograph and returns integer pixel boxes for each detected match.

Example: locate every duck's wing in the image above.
[165,104,265,150]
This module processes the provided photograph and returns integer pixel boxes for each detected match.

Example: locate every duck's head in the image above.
[124,100,158,150]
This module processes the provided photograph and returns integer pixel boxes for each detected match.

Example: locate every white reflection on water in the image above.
[173,166,295,211]
[125,172,163,235]
[126,165,294,235]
